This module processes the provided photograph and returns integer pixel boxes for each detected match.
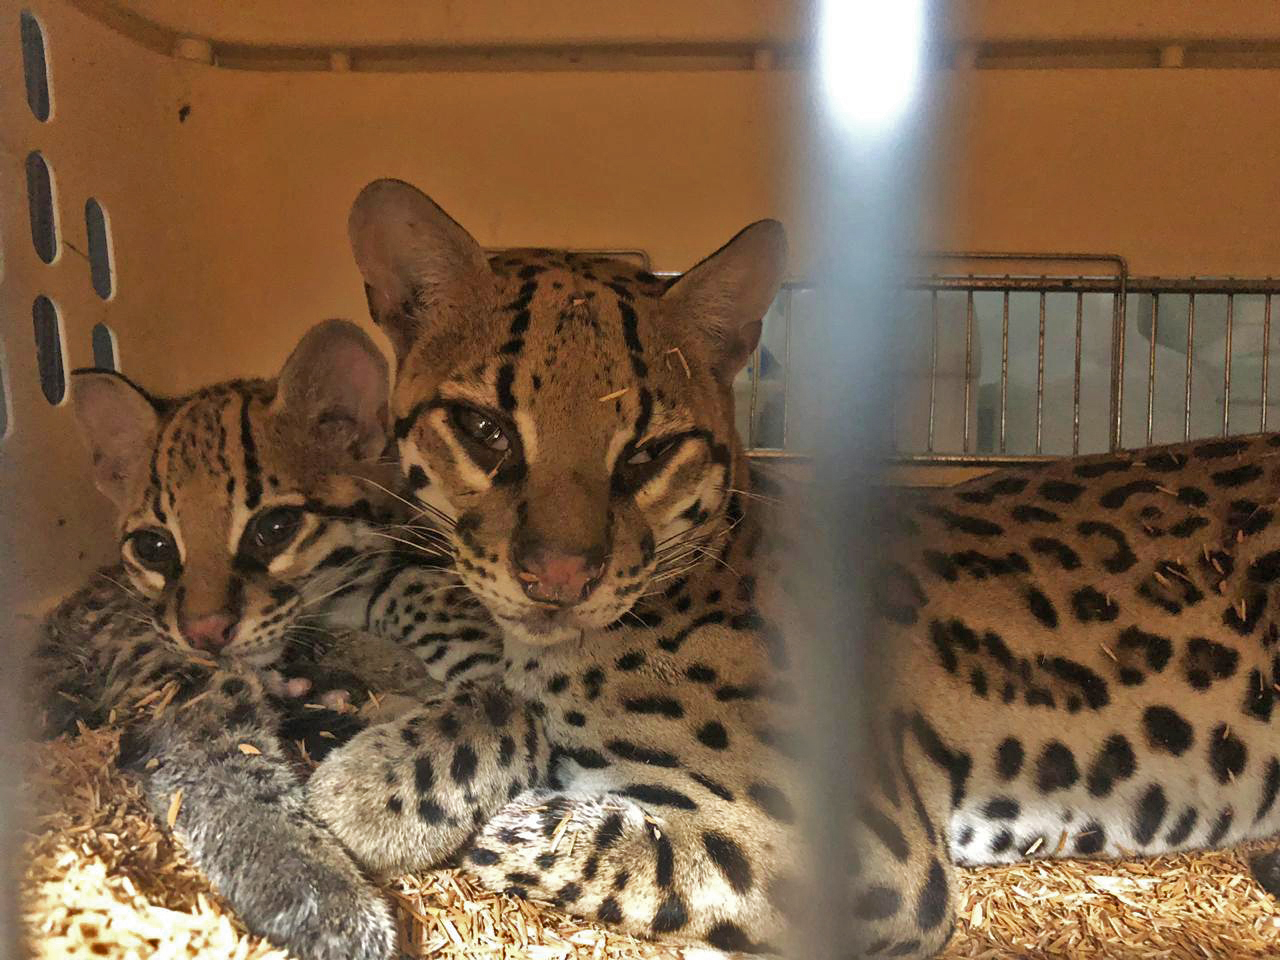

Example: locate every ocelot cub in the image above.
[304,180,1280,959]
[31,319,500,960]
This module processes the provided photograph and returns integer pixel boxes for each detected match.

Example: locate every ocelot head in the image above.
[348,178,787,645]
[72,320,399,666]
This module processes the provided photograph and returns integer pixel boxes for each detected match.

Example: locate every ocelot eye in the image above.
[616,437,685,491]
[127,528,179,575]
[453,407,510,453]
[247,507,305,555]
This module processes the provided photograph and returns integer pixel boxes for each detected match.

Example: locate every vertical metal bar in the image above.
[1036,288,1046,454]
[749,339,761,449]
[1264,294,1273,432]
[1222,293,1234,437]
[927,290,938,453]
[1146,294,1158,445]
[781,287,793,449]
[999,289,1009,453]
[1184,293,1196,442]
[1073,291,1083,454]
[962,289,973,454]
[1111,274,1128,451]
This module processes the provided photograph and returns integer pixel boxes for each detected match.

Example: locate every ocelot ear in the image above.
[275,319,390,461]
[348,178,494,362]
[661,219,788,385]
[70,370,161,508]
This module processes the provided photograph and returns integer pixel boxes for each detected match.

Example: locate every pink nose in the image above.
[517,550,604,606]
[181,613,238,651]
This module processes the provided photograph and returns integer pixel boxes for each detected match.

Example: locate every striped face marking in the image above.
[390,255,739,646]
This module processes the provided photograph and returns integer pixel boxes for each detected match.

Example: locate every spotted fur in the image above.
[310,181,1280,959]
[30,320,503,960]
[310,180,814,954]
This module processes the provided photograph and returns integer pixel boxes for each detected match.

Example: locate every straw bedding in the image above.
[19,725,1280,960]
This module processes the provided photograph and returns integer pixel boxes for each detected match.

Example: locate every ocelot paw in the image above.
[215,829,396,960]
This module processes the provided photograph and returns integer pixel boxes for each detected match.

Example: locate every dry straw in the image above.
[20,727,1280,959]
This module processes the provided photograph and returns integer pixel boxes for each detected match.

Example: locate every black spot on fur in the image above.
[915,859,949,930]
[1244,669,1275,722]
[858,804,910,862]
[1183,637,1239,690]
[1070,587,1119,623]
[697,721,729,750]
[650,892,688,934]
[1076,520,1138,572]
[911,713,972,808]
[450,744,478,785]
[1210,724,1247,784]
[1085,735,1136,798]
[983,797,1019,820]
[748,782,795,823]
[703,831,753,894]
[1041,655,1111,708]
[1144,706,1194,755]
[1212,463,1264,488]
[606,740,680,767]
[1075,458,1132,478]
[1100,479,1161,509]
[1012,505,1060,523]
[996,738,1024,781]
[1036,742,1080,793]
[1134,784,1168,846]
[1257,758,1280,823]
[1075,823,1106,854]
[1207,807,1234,846]
[1026,587,1058,628]
[855,886,901,920]
[1030,537,1081,570]
[596,897,623,924]
[1164,807,1198,846]
[1039,480,1085,503]
[706,922,754,953]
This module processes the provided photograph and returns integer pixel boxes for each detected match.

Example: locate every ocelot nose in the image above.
[181,612,239,651]
[515,545,605,606]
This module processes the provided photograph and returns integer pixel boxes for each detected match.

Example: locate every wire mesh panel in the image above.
[735,269,1280,473]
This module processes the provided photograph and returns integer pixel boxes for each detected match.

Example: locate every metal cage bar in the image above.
[720,266,1280,468]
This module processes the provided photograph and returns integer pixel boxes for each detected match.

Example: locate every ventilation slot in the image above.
[26,151,58,264]
[91,323,118,370]
[0,337,11,440]
[32,296,66,404]
[20,10,50,122]
[85,198,114,299]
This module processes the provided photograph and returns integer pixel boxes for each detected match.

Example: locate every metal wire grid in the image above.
[738,260,1280,465]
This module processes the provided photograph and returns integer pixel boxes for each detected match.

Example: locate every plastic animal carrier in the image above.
[8,3,1280,958]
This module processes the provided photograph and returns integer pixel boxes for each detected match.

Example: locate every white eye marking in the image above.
[513,410,539,464]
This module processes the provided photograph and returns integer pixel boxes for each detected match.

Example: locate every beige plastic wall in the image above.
[5,0,1280,623]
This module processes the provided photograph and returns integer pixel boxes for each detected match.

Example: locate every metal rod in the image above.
[1223,293,1234,436]
[749,338,761,449]
[1146,294,1159,445]
[1036,288,1046,454]
[1112,280,1128,451]
[927,290,938,453]
[1265,294,1273,432]
[999,289,1009,454]
[1184,293,1196,441]
[904,276,1280,295]
[1073,291,1083,454]
[963,289,974,454]
[781,287,793,449]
